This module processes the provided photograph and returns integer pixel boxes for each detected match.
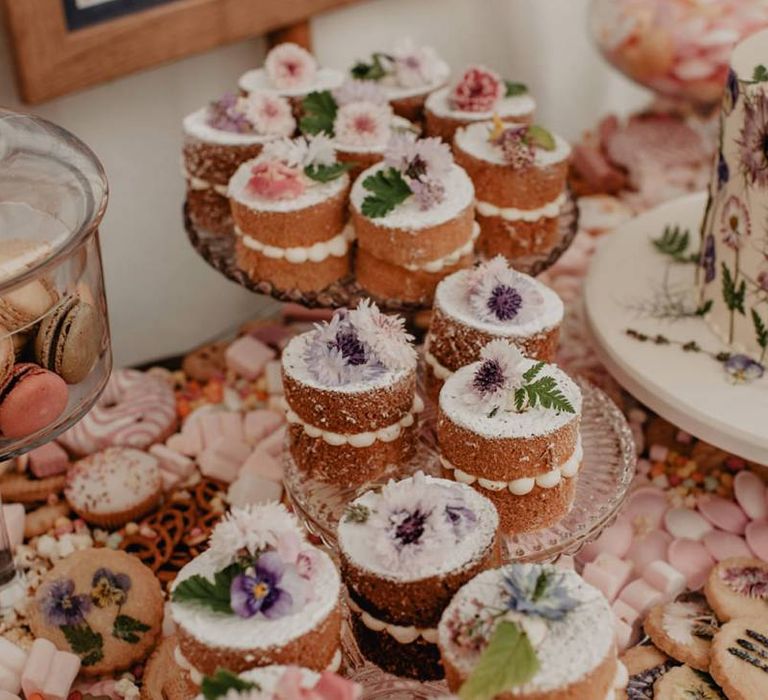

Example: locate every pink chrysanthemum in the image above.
[449,65,503,112]
[246,160,305,200]
[241,92,296,137]
[385,134,453,179]
[738,92,768,187]
[333,102,392,148]
[720,195,751,250]
[332,79,388,106]
[392,40,446,88]
[265,42,317,89]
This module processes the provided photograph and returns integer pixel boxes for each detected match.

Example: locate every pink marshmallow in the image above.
[702,530,753,562]
[227,473,283,508]
[614,618,636,652]
[582,562,624,602]
[577,517,633,564]
[225,336,275,380]
[664,507,713,541]
[613,599,641,627]
[667,538,715,590]
[593,553,633,591]
[165,432,195,458]
[624,487,669,532]
[697,495,748,534]
[625,530,673,573]
[160,470,182,492]
[1,504,24,550]
[734,471,768,521]
[28,442,70,478]
[244,409,285,446]
[0,638,27,676]
[642,560,686,597]
[149,444,195,478]
[648,444,669,462]
[256,424,287,458]
[219,412,245,444]
[199,412,224,450]
[618,579,665,615]
[746,521,768,562]
[198,438,251,484]
[21,639,56,698]
[0,667,19,696]
[42,652,81,700]
[265,360,283,396]
[240,450,283,482]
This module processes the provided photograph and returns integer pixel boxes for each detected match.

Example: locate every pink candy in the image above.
[668,538,715,590]
[746,521,768,562]
[578,516,633,563]
[697,495,748,534]
[28,442,70,478]
[702,530,752,562]
[619,579,665,616]
[643,560,686,597]
[244,409,284,445]
[199,438,251,484]
[664,507,713,541]
[623,487,669,532]
[625,530,673,573]
[225,336,276,380]
[734,471,768,521]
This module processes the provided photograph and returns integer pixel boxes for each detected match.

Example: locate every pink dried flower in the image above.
[333,101,392,148]
[242,92,296,137]
[392,39,447,88]
[409,177,445,210]
[494,126,535,169]
[385,134,453,179]
[720,195,751,250]
[247,160,306,200]
[265,42,317,90]
[449,65,503,112]
[208,93,252,133]
[271,667,362,700]
[332,79,388,106]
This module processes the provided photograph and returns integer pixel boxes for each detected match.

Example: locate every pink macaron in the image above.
[0,363,68,438]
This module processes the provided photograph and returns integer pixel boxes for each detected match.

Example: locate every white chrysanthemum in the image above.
[333,102,393,148]
[264,42,317,89]
[349,299,417,371]
[465,255,509,295]
[304,133,337,167]
[240,92,296,137]
[464,340,527,409]
[468,261,544,325]
[207,503,303,569]
[260,136,308,168]
[392,39,446,88]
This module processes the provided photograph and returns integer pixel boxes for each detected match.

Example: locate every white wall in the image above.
[0,0,648,367]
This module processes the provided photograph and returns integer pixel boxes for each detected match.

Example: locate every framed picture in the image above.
[2,0,359,104]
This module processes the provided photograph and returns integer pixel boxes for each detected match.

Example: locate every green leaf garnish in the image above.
[304,161,355,183]
[752,309,768,357]
[523,124,556,151]
[360,167,412,218]
[61,623,104,666]
[504,80,528,97]
[754,64,768,82]
[201,669,260,700]
[696,300,713,316]
[522,361,545,382]
[171,562,242,614]
[344,503,371,524]
[514,375,575,414]
[299,90,338,136]
[652,225,699,263]
[350,52,391,81]
[458,620,539,700]
[112,614,150,644]
[722,263,746,315]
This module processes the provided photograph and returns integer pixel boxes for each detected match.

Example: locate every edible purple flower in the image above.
[409,176,446,210]
[702,234,716,284]
[384,134,453,209]
[467,256,542,325]
[465,340,526,409]
[40,578,92,627]
[493,127,535,169]
[230,551,294,620]
[90,568,131,608]
[473,358,508,395]
[207,94,253,134]
[717,151,729,190]
[738,91,768,187]
[445,504,477,535]
[333,326,367,365]
[503,566,579,621]
[393,508,429,546]
[724,354,764,384]
[487,284,523,321]
[724,68,739,115]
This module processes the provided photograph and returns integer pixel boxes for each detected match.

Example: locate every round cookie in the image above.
[0,471,67,503]
[65,447,162,528]
[618,644,676,700]
[705,557,768,622]
[654,665,723,700]
[29,548,163,676]
[710,617,768,700]
[644,595,719,672]
[141,635,192,700]
[182,341,228,382]
[0,363,69,438]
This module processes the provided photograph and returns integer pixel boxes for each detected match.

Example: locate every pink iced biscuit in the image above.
[664,507,713,541]
[149,444,195,478]
[582,562,624,602]
[578,517,633,564]
[28,442,70,478]
[734,471,768,521]
[0,638,27,676]
[21,638,56,698]
[219,412,245,444]
[642,560,686,598]
[199,412,223,450]
[227,472,283,508]
[225,336,276,380]
[618,579,665,616]
[2,504,24,550]
[256,424,287,458]
[702,530,752,562]
[623,487,669,531]
[198,438,251,483]
[668,538,715,590]
[697,495,748,534]
[593,553,633,591]
[746,521,768,562]
[42,651,81,700]
[244,409,284,445]
[240,450,283,482]
[625,530,673,574]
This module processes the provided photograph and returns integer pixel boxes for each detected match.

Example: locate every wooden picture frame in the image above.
[2,0,359,104]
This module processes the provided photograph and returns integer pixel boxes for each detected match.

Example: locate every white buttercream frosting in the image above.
[238,66,344,97]
[236,224,354,263]
[181,167,228,195]
[403,222,479,272]
[476,192,566,221]
[347,596,438,644]
[454,121,571,167]
[440,438,583,494]
[426,86,535,121]
[183,106,276,147]
[439,359,581,439]
[351,161,474,230]
[336,116,416,154]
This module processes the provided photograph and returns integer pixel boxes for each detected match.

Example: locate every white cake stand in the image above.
[585,191,768,466]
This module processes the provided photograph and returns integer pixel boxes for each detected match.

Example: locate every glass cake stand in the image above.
[284,378,636,560]
[183,190,579,312]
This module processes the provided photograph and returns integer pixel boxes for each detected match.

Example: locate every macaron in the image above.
[0,239,57,334]
[34,296,103,384]
[0,363,68,438]
[0,327,14,388]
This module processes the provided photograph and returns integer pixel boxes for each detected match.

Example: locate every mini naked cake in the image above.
[454,119,571,259]
[300,79,419,181]
[170,503,342,685]
[229,134,353,293]
[438,563,619,700]
[349,40,450,122]
[281,299,420,487]
[425,256,564,399]
[425,65,535,143]
[338,472,499,680]
[183,92,296,235]
[351,134,477,304]
[437,341,582,533]
[238,43,344,106]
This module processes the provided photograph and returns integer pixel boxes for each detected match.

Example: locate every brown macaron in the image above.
[35,295,104,384]
[0,326,14,389]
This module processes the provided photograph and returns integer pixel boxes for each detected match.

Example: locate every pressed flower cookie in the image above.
[29,548,163,675]
[653,665,723,700]
[617,644,676,700]
[710,617,768,700]
[705,557,768,622]
[644,595,719,672]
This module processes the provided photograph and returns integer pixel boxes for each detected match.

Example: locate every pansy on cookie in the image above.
[29,549,163,675]
[653,665,724,700]
[705,557,768,622]
[711,617,768,700]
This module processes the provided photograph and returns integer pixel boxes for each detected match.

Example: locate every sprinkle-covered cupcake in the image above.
[282,299,420,487]
[425,65,535,143]
[170,504,342,682]
[425,256,564,398]
[338,472,499,680]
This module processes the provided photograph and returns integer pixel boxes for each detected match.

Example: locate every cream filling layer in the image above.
[476,192,565,223]
[182,167,228,196]
[440,438,583,495]
[236,225,354,263]
[424,346,452,380]
[284,395,424,447]
[348,596,437,644]
[403,222,480,273]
